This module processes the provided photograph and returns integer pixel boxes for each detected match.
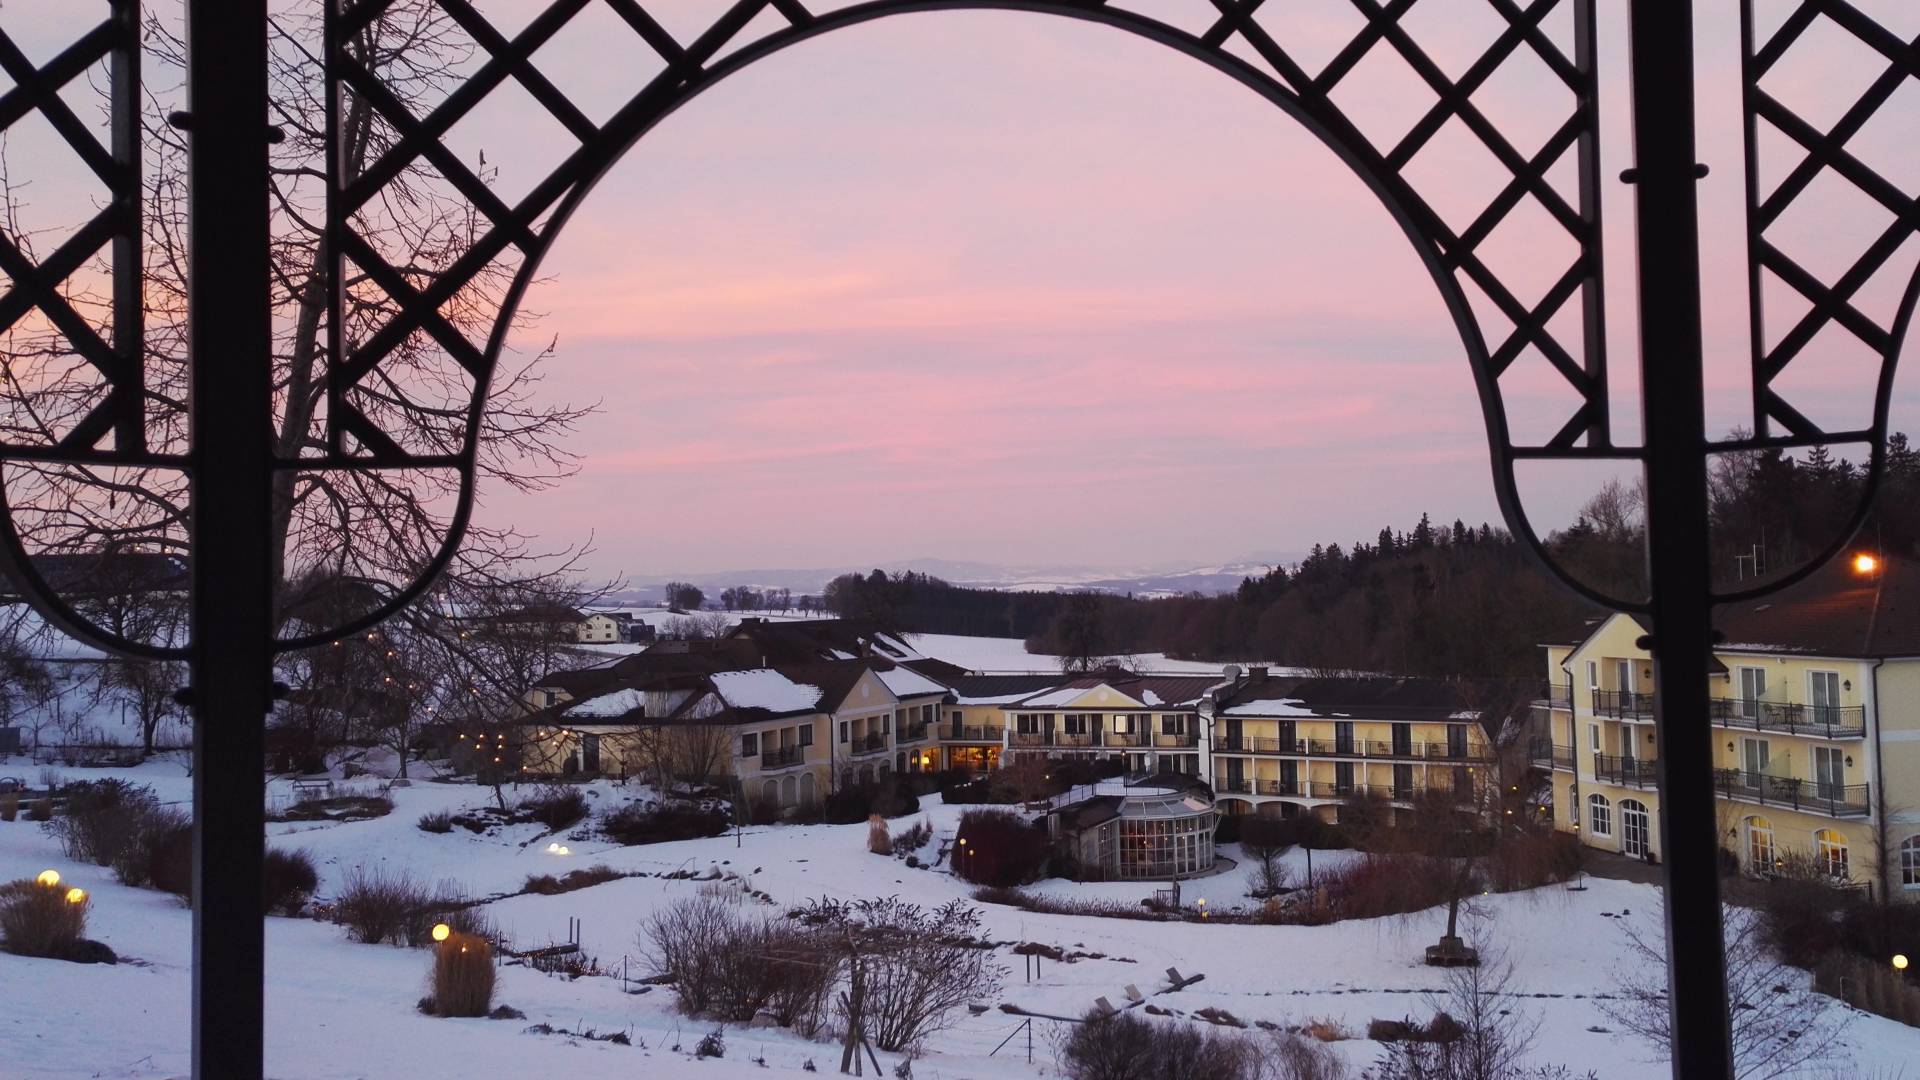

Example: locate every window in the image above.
[1738,666,1767,719]
[951,711,962,724]
[1161,714,1185,735]
[1586,659,1598,692]
[1588,722,1602,774]
[1809,670,1841,725]
[1901,836,1920,888]
[1588,794,1612,836]
[741,732,759,758]
[1813,746,1843,798]
[1746,816,1774,871]
[1016,714,1040,735]
[839,721,849,744]
[1334,761,1355,795]
[1816,829,1849,879]
[1064,715,1089,735]
[1614,658,1632,694]
[1620,799,1650,858]
[1741,737,1770,779]
[799,725,814,747]
[1334,721,1355,754]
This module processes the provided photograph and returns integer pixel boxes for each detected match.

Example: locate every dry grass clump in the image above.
[424,931,495,1017]
[333,866,471,945]
[0,877,89,958]
[523,864,624,896]
[866,814,892,855]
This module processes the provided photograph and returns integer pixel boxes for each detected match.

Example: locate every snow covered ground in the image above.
[3,760,1916,1079]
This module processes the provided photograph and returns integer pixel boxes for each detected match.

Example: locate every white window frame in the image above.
[1737,666,1767,719]
[1815,829,1849,879]
[1746,817,1774,870]
[1588,794,1612,836]
[1901,835,1920,889]
[1585,659,1598,693]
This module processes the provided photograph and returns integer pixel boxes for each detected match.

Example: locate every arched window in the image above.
[1815,829,1849,879]
[761,779,778,808]
[1900,835,1920,889]
[1619,799,1650,858]
[1588,794,1611,837]
[780,775,797,808]
[1745,816,1775,871]
[799,772,817,810]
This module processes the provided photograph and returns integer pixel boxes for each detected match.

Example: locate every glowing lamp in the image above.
[36,869,59,887]
[557,845,572,855]
[1854,553,1879,575]
[432,923,451,943]
[1896,954,1910,972]
[547,842,560,853]
[65,887,86,904]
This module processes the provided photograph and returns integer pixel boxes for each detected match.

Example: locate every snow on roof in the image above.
[876,665,947,699]
[1220,697,1322,717]
[564,688,647,719]
[711,669,823,714]
[1141,690,1164,706]
[1017,686,1093,707]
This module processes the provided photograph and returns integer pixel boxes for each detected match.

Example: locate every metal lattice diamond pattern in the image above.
[1742,0,1920,448]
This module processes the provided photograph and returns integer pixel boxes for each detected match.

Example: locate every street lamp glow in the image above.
[1853,552,1879,575]
[36,869,59,887]
[432,923,451,943]
[1896,954,1910,972]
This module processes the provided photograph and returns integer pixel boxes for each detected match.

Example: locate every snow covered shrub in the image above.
[799,897,1002,1052]
[333,867,465,945]
[111,806,189,888]
[695,1029,725,1059]
[0,877,88,959]
[1815,952,1920,1026]
[763,924,838,1037]
[522,784,589,831]
[416,811,454,834]
[425,931,495,1017]
[263,849,319,916]
[867,814,893,855]
[600,801,729,845]
[952,808,1050,886]
[51,779,159,866]
[1060,1010,1262,1080]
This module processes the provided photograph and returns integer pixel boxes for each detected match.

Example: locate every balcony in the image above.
[945,724,1002,742]
[1709,699,1866,740]
[1529,739,1574,770]
[1537,682,1572,709]
[1594,753,1659,790]
[897,723,931,744]
[1712,768,1870,818]
[1153,731,1198,748]
[849,732,888,756]
[759,745,805,769]
[1216,777,1421,801]
[1010,731,1050,747]
[1592,689,1655,721]
[1217,736,1478,761]
[1105,731,1147,748]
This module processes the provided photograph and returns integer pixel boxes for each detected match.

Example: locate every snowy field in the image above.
[3,760,1916,1079]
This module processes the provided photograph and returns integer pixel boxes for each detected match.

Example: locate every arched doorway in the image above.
[1619,799,1650,859]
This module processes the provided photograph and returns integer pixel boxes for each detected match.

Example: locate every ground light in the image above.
[65,888,86,904]
[36,869,59,887]
[431,923,451,943]
[1896,954,1909,972]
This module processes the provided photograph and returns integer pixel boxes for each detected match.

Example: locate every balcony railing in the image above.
[1153,731,1198,748]
[1218,735,1480,761]
[945,724,1002,742]
[1537,682,1572,709]
[1528,739,1575,770]
[1216,777,1425,801]
[760,745,805,769]
[1709,699,1866,739]
[1712,768,1869,817]
[1594,753,1659,789]
[897,723,930,743]
[1592,689,1656,720]
[850,732,888,756]
[1105,731,1147,748]
[1007,729,1191,749]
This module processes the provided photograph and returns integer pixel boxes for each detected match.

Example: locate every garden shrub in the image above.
[521,784,590,832]
[952,808,1050,886]
[600,801,729,846]
[333,866,469,946]
[263,849,319,916]
[695,1029,725,1059]
[0,877,89,959]
[523,864,623,896]
[891,818,932,856]
[27,797,52,822]
[1,793,17,821]
[111,805,190,888]
[147,822,194,897]
[1813,951,1920,1026]
[1485,829,1584,892]
[417,811,455,834]
[867,815,893,855]
[51,779,158,866]
[822,780,920,824]
[1312,855,1458,921]
[971,885,1167,921]
[425,931,495,1017]
[1213,812,1241,844]
[1060,1009,1262,1080]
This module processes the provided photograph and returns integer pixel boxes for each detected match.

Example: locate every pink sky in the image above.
[3,0,1916,579]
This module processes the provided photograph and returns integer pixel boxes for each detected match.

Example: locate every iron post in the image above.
[185,1,273,1077]
[1624,2,1736,1077]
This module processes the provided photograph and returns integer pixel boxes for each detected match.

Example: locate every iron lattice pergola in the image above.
[0,0,1914,1077]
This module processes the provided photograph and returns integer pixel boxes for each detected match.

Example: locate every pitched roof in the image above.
[1715,551,1920,658]
[945,673,1073,705]
[1215,671,1531,722]
[1005,670,1225,710]
[724,618,925,665]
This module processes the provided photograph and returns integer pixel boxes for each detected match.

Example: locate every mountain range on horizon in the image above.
[597,554,1308,606]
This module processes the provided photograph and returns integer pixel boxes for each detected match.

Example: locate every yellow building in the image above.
[1003,671,1222,777]
[1209,667,1501,821]
[1536,553,1920,898]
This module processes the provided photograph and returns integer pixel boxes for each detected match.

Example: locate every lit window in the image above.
[1816,829,1849,879]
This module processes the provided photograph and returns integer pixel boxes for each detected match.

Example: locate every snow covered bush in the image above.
[333,867,467,946]
[641,895,826,1024]
[1059,1010,1262,1080]
[416,811,454,834]
[0,877,88,959]
[952,808,1049,886]
[50,779,159,867]
[263,849,319,916]
[424,931,494,1017]
[599,801,729,845]
[521,784,589,831]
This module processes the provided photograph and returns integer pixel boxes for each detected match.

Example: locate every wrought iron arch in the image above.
[308,0,1621,651]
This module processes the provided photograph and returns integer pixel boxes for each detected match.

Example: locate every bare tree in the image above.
[0,1,593,649]
[1240,816,1292,898]
[1601,903,1853,1080]
[799,896,1005,1054]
